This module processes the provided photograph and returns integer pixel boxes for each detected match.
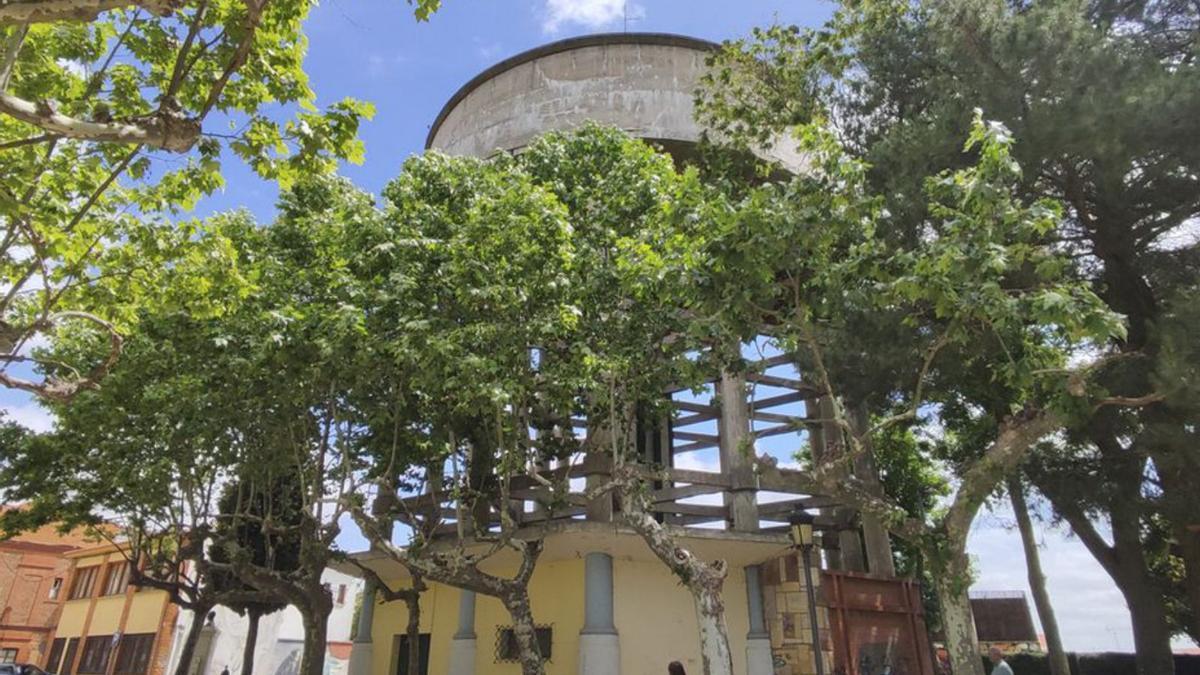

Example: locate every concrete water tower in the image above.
[426,33,719,159]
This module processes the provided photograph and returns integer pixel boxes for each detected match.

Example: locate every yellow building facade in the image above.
[45,544,178,675]
[344,524,802,675]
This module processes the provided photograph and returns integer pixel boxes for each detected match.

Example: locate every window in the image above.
[112,635,155,675]
[59,639,79,675]
[494,625,552,663]
[76,636,113,674]
[68,567,99,600]
[0,650,17,664]
[336,584,347,606]
[48,578,64,600]
[44,639,66,674]
[101,563,131,596]
[393,634,429,675]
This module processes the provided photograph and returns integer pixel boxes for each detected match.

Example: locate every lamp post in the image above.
[789,508,825,675]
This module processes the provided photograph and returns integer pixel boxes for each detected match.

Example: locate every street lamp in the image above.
[788,508,825,675]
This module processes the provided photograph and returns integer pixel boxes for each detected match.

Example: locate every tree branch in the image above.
[0,90,199,151]
[0,0,179,25]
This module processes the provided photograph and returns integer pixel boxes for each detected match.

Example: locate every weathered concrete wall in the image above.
[428,34,715,158]
[428,33,806,171]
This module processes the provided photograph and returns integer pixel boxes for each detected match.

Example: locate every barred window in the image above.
[76,636,113,674]
[494,625,552,663]
[68,567,99,600]
[113,634,155,675]
[0,649,17,664]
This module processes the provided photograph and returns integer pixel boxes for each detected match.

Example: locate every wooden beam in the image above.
[751,391,807,411]
[753,424,801,439]
[673,430,720,444]
[672,400,717,414]
[650,502,728,518]
[673,440,718,453]
[650,484,724,503]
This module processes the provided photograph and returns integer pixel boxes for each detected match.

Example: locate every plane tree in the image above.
[0,0,442,400]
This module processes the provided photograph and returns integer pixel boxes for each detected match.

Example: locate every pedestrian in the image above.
[988,647,1014,675]
[668,661,686,675]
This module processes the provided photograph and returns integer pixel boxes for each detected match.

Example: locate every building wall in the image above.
[428,36,713,158]
[165,568,362,675]
[52,548,176,675]
[0,519,89,666]
[368,555,758,675]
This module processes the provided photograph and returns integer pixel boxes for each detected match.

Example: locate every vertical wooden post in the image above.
[718,369,758,532]
[849,404,896,577]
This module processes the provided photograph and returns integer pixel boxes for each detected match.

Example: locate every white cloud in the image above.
[540,0,643,34]
[1,399,55,433]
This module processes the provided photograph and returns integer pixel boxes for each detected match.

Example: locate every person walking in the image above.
[668,661,687,675]
[988,647,1014,675]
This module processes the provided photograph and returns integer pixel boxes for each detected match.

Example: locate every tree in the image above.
[697,3,1200,671]
[0,179,378,675]
[0,0,442,400]
[208,479,303,675]
[341,126,749,675]
[1008,476,1070,675]
[670,113,1129,675]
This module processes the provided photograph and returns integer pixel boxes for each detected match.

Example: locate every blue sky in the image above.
[196,0,836,220]
[2,0,1193,657]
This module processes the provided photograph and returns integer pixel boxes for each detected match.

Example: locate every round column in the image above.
[744,565,773,675]
[578,553,620,675]
[448,589,477,675]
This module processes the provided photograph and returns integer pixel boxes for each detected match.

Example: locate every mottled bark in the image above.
[348,505,547,675]
[0,92,199,152]
[0,0,179,24]
[1008,478,1069,675]
[930,554,983,675]
[618,470,734,675]
[501,591,543,675]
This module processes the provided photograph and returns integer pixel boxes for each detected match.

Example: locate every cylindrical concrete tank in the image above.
[426,33,717,158]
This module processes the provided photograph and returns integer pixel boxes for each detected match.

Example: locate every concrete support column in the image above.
[579,553,620,675]
[744,565,773,675]
[348,581,376,675]
[719,368,758,532]
[448,589,477,675]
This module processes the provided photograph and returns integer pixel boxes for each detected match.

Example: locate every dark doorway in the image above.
[394,634,430,675]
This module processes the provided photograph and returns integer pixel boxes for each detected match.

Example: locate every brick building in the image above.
[43,542,179,675]
[0,519,93,666]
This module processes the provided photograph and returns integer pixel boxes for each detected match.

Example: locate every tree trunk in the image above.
[172,603,213,675]
[1173,522,1200,643]
[298,604,330,675]
[1008,478,1070,675]
[404,590,422,675]
[1039,471,1176,675]
[692,582,735,675]
[618,480,734,675]
[1151,450,1200,643]
[241,607,262,675]
[930,553,984,675]
[500,591,544,675]
[1111,503,1176,675]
